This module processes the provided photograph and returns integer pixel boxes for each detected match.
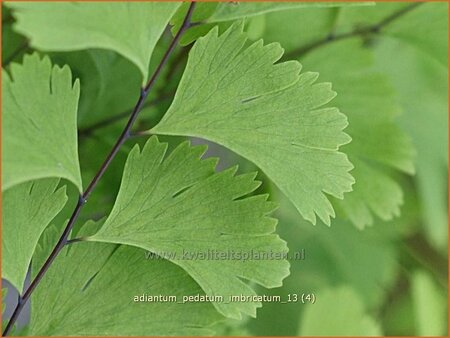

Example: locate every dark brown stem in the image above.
[2,41,29,67]
[2,14,14,24]
[404,233,448,288]
[284,2,423,59]
[162,45,191,85]
[65,237,86,245]
[2,3,196,336]
[375,272,409,320]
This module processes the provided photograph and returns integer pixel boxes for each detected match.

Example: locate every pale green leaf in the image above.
[2,288,9,333]
[278,188,398,308]
[298,40,416,174]
[152,22,354,226]
[29,222,223,335]
[299,286,382,336]
[2,179,67,292]
[245,15,266,41]
[260,6,416,229]
[299,39,415,229]
[2,287,6,316]
[334,159,403,227]
[259,3,443,231]
[1,286,21,336]
[374,31,448,250]
[2,53,82,192]
[411,271,447,336]
[6,2,181,82]
[89,136,289,319]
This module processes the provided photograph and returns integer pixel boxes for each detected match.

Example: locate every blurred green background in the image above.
[3,1,448,336]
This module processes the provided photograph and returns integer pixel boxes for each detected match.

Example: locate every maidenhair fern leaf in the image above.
[89,136,289,319]
[299,286,382,336]
[152,22,354,225]
[258,6,421,229]
[29,222,223,335]
[5,2,181,82]
[2,179,67,293]
[338,2,447,67]
[366,2,448,248]
[300,39,415,229]
[411,271,447,336]
[2,53,82,191]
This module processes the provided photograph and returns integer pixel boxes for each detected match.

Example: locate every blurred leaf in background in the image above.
[411,270,447,335]
[244,2,448,336]
[299,286,382,336]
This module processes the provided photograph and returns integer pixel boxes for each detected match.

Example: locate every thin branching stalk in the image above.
[284,2,423,59]
[2,3,196,336]
[78,91,175,138]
